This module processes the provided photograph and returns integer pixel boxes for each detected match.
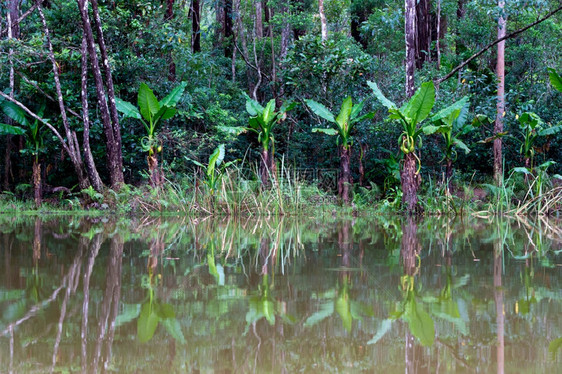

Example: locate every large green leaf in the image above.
[0,123,26,135]
[262,99,277,125]
[153,106,176,126]
[159,81,187,107]
[245,96,264,116]
[368,81,397,110]
[423,124,448,135]
[548,68,562,92]
[454,138,471,154]
[161,318,186,344]
[405,81,435,125]
[431,96,469,123]
[538,124,562,136]
[207,145,224,178]
[306,99,336,123]
[405,300,435,347]
[518,112,542,130]
[335,294,352,332]
[138,83,160,122]
[115,97,141,120]
[549,337,562,358]
[1,102,29,127]
[312,128,338,136]
[304,301,334,326]
[335,97,353,132]
[137,302,159,343]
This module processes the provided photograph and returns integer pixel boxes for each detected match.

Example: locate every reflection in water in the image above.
[0,216,561,372]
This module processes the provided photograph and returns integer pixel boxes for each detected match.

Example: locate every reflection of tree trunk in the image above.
[401,218,420,276]
[51,245,83,371]
[405,330,416,374]
[494,240,504,374]
[80,234,102,373]
[93,235,123,372]
[33,218,41,262]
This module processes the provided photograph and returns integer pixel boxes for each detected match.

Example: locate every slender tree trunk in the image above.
[401,151,421,214]
[445,158,453,185]
[32,158,41,207]
[405,0,416,97]
[494,0,506,185]
[165,0,176,81]
[415,0,430,69]
[279,5,291,60]
[90,0,125,186]
[359,142,367,187]
[339,145,352,205]
[262,0,270,36]
[37,0,90,190]
[255,0,263,38]
[319,0,328,41]
[224,0,234,57]
[191,0,201,52]
[437,0,441,68]
[80,35,104,192]
[77,0,124,189]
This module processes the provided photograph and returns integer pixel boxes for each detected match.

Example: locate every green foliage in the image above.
[188,144,236,194]
[369,81,435,154]
[116,81,187,154]
[306,96,375,149]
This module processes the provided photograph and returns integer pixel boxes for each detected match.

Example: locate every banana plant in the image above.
[244,94,295,188]
[0,100,45,206]
[516,112,562,170]
[305,97,375,204]
[422,96,477,184]
[369,81,435,213]
[116,82,187,187]
[188,144,236,195]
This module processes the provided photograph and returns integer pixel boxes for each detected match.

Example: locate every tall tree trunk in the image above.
[415,0,430,68]
[262,0,270,36]
[279,5,291,60]
[37,0,90,190]
[445,158,453,186]
[90,0,125,186]
[77,0,124,189]
[165,0,176,81]
[319,0,328,41]
[494,0,506,185]
[147,152,163,187]
[405,0,416,97]
[401,151,421,214]
[437,0,442,68]
[191,0,201,52]
[359,142,367,187]
[224,0,234,57]
[255,0,263,38]
[80,35,104,192]
[339,145,352,205]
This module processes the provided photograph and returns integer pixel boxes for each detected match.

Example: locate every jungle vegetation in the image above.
[0,0,561,215]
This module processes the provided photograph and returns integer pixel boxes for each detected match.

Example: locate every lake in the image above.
[0,215,561,373]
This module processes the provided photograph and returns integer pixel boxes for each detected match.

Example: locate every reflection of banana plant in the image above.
[304,276,373,332]
[116,82,187,186]
[136,270,185,344]
[189,144,236,195]
[245,274,295,330]
[517,261,537,315]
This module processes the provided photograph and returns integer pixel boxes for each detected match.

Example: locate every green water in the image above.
[0,215,561,373]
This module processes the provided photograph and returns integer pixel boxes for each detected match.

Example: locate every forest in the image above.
[1,0,561,215]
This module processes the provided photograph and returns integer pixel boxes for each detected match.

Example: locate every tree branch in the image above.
[436,4,562,84]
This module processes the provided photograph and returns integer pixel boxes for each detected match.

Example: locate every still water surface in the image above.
[0,215,561,373]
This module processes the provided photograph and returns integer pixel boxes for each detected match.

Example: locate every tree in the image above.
[115,82,187,187]
[494,0,507,185]
[319,0,328,41]
[405,0,416,97]
[370,81,435,213]
[306,97,375,204]
[191,0,201,52]
[244,96,295,188]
